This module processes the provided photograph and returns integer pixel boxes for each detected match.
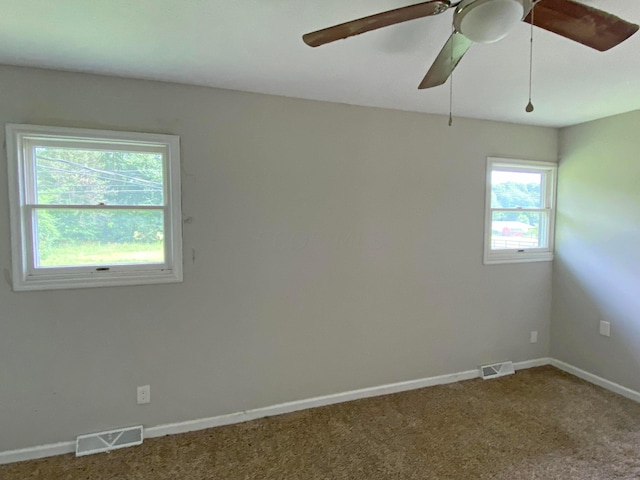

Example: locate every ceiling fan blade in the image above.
[303,0,451,47]
[523,0,639,51]
[418,32,473,89]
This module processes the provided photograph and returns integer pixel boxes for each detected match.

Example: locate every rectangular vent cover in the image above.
[480,361,515,380]
[76,425,143,457]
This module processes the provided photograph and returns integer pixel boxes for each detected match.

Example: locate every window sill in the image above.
[11,269,183,292]
[483,251,554,265]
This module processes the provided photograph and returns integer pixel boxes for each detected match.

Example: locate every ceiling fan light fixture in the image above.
[454,0,524,44]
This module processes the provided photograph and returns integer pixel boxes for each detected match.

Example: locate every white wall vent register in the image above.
[76,425,143,456]
[479,361,515,380]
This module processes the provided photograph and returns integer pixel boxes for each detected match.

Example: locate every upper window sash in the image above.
[23,139,168,207]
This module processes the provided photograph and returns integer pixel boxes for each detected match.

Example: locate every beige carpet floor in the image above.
[2,366,640,479]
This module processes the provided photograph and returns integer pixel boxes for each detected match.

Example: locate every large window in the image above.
[484,157,557,264]
[6,124,182,291]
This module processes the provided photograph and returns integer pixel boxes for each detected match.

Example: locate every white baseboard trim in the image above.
[513,357,551,370]
[550,358,640,404]
[145,358,549,439]
[6,356,638,467]
[0,441,75,466]
[147,370,476,438]
[0,356,550,466]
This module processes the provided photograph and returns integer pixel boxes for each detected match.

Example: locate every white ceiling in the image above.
[0,0,638,127]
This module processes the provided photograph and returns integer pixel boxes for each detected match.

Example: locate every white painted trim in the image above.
[550,359,640,404]
[0,441,75,465]
[6,357,639,467]
[149,370,470,437]
[513,357,550,370]
[147,358,549,439]
[0,357,550,465]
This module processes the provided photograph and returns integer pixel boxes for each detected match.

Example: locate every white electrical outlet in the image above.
[599,320,611,337]
[530,330,538,343]
[137,385,151,404]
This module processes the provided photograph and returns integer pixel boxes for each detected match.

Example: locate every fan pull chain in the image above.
[526,1,535,113]
[448,21,454,126]
[448,73,453,126]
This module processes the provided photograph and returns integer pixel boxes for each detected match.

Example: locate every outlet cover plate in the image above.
[137,385,151,404]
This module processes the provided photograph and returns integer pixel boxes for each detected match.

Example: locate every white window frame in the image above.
[5,124,183,291]
[483,157,557,265]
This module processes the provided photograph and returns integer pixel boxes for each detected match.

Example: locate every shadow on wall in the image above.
[552,146,640,378]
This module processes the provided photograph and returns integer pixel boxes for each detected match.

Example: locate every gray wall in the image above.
[0,65,557,452]
[552,110,640,392]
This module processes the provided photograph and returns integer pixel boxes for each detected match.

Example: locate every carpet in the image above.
[2,366,640,479]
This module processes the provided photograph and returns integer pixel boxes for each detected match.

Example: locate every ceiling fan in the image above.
[302,0,639,89]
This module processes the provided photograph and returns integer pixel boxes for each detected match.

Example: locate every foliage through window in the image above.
[6,124,182,290]
[484,157,556,264]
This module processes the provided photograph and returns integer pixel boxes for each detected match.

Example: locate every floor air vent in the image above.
[76,425,143,456]
[480,361,515,380]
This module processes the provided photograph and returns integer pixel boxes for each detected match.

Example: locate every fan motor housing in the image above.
[454,0,525,43]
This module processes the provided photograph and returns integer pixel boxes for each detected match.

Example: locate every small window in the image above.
[6,124,182,291]
[484,157,557,264]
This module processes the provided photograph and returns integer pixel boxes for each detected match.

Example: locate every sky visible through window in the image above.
[492,170,541,185]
